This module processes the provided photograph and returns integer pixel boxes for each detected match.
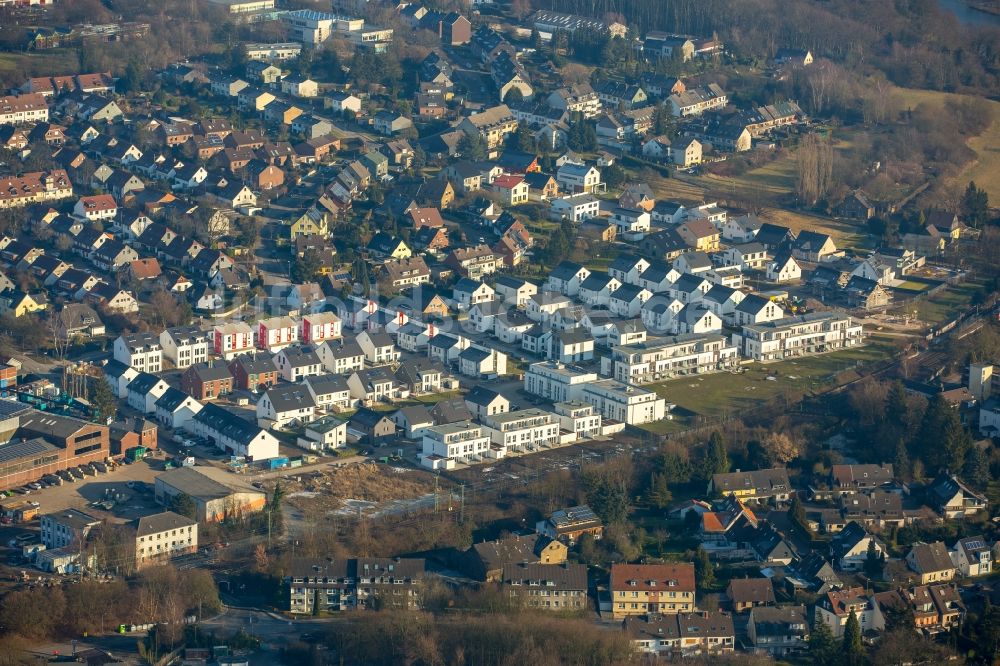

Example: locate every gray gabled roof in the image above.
[263,383,317,412]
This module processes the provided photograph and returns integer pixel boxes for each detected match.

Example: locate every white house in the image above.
[274,346,323,382]
[733,295,785,326]
[113,332,162,373]
[609,255,651,285]
[767,253,801,283]
[453,278,495,308]
[556,163,602,193]
[545,261,591,297]
[356,330,400,365]
[257,384,317,429]
[126,373,170,414]
[213,322,255,360]
[159,326,212,369]
[549,193,601,222]
[300,312,342,345]
[950,536,992,577]
[154,387,204,430]
[300,415,348,451]
[494,276,538,307]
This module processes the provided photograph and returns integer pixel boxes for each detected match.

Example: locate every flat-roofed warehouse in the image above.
[154,465,266,522]
[0,401,110,490]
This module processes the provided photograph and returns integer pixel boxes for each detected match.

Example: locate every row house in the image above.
[113,332,162,373]
[0,170,72,209]
[0,93,49,125]
[214,322,255,360]
[257,316,299,352]
[625,612,735,658]
[228,354,280,392]
[159,325,212,369]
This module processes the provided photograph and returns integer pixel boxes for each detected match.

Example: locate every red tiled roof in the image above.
[610,563,695,593]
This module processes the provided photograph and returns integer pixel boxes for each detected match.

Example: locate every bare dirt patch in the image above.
[269,463,437,514]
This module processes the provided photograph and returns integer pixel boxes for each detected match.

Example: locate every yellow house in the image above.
[289,208,329,240]
[677,218,720,252]
[367,232,411,259]
[610,563,696,619]
[3,292,47,317]
[472,534,568,582]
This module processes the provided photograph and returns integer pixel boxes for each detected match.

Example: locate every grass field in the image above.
[893,86,1000,202]
[647,337,896,420]
[0,51,79,86]
[758,208,872,250]
[895,276,985,326]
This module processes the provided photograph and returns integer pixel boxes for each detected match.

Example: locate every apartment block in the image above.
[736,312,863,362]
[603,333,739,384]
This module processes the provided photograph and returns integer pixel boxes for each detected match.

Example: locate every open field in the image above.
[0,51,79,86]
[892,86,1000,201]
[758,208,871,250]
[647,173,708,203]
[648,336,897,420]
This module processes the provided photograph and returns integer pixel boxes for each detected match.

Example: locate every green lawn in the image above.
[897,278,985,326]
[649,339,897,418]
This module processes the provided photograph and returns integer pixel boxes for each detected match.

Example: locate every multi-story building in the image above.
[421,421,492,469]
[113,332,162,373]
[132,511,198,568]
[610,563,696,619]
[500,562,588,611]
[603,333,739,384]
[244,42,302,61]
[159,325,211,369]
[736,312,864,362]
[580,379,667,426]
[286,557,425,613]
[40,508,101,549]
[484,408,564,453]
[213,322,254,360]
[553,401,606,439]
[524,361,598,403]
[459,104,518,153]
[282,9,337,44]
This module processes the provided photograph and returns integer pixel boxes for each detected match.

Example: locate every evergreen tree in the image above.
[918,394,971,473]
[89,378,118,423]
[864,538,884,578]
[458,132,487,161]
[652,103,674,136]
[647,472,672,509]
[964,445,990,488]
[661,450,692,484]
[808,620,838,666]
[961,181,989,228]
[843,610,865,665]
[893,438,911,482]
[698,431,729,482]
[694,547,714,590]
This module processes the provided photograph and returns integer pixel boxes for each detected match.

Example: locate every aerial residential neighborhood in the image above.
[0,0,996,663]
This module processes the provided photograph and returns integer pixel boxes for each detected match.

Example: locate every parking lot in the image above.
[5,458,163,521]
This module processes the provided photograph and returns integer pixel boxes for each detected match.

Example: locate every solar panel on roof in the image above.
[0,400,29,419]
